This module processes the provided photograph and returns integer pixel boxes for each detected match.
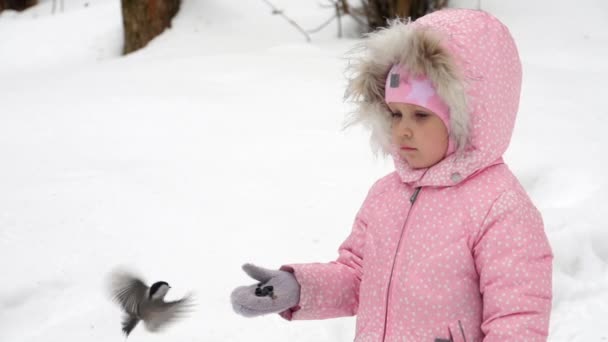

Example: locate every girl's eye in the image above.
[414,111,429,119]
[390,112,402,118]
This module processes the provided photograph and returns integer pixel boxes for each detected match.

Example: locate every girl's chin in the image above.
[399,152,416,160]
[401,155,435,169]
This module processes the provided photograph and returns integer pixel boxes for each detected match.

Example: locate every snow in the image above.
[0,0,606,341]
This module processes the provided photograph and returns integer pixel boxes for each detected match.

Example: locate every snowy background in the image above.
[0,0,606,341]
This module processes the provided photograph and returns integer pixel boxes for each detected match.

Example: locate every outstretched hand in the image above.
[230,263,300,317]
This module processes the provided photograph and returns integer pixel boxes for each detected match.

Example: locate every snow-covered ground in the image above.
[1,0,606,341]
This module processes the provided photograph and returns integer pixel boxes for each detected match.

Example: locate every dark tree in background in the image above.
[0,0,37,11]
[343,0,448,32]
[121,0,181,55]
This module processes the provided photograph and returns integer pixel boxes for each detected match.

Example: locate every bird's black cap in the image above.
[149,281,170,299]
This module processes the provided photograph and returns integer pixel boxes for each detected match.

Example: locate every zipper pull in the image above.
[410,187,421,204]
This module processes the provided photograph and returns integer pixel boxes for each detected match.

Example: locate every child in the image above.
[231,9,553,342]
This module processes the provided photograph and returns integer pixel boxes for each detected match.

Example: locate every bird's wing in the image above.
[121,314,140,337]
[143,294,195,332]
[108,269,149,315]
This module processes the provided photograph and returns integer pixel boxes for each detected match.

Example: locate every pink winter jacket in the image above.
[280,9,553,342]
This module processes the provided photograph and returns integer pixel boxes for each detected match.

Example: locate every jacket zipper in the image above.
[458,320,467,342]
[381,186,422,341]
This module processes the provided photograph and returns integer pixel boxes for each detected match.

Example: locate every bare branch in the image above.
[336,1,342,38]
[306,13,337,34]
[308,0,348,37]
[344,6,367,28]
[52,0,65,14]
[261,0,311,43]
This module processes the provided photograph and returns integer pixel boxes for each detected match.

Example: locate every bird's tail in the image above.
[122,314,140,337]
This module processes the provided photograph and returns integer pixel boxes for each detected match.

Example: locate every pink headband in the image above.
[385,64,455,154]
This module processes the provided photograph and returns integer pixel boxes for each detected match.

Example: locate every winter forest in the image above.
[1,0,607,341]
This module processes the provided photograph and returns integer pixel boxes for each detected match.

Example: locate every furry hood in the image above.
[345,9,522,187]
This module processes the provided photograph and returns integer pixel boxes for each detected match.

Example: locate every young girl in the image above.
[231,9,553,342]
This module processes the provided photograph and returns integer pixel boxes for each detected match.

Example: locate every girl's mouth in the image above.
[401,146,416,151]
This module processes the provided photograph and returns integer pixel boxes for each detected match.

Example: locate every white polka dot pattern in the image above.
[281,165,552,341]
[278,9,553,342]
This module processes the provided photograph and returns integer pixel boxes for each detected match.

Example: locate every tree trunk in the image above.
[362,0,447,31]
[121,0,180,55]
[394,0,412,20]
[1,0,37,12]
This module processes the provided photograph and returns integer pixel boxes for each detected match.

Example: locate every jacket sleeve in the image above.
[278,200,370,321]
[474,190,553,341]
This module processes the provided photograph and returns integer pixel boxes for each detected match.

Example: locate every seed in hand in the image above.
[254,284,275,298]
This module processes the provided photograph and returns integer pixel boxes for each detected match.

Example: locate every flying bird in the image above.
[107,269,195,337]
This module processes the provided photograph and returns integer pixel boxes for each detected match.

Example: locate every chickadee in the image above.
[108,269,195,337]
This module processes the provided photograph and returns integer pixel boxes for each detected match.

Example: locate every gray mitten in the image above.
[231,263,300,317]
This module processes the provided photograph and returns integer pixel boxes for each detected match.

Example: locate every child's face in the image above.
[388,102,449,169]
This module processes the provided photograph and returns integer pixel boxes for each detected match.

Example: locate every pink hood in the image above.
[345,9,522,187]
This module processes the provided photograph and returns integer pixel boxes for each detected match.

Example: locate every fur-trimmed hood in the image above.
[345,9,522,187]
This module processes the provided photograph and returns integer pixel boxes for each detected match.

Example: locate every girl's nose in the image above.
[396,120,413,138]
